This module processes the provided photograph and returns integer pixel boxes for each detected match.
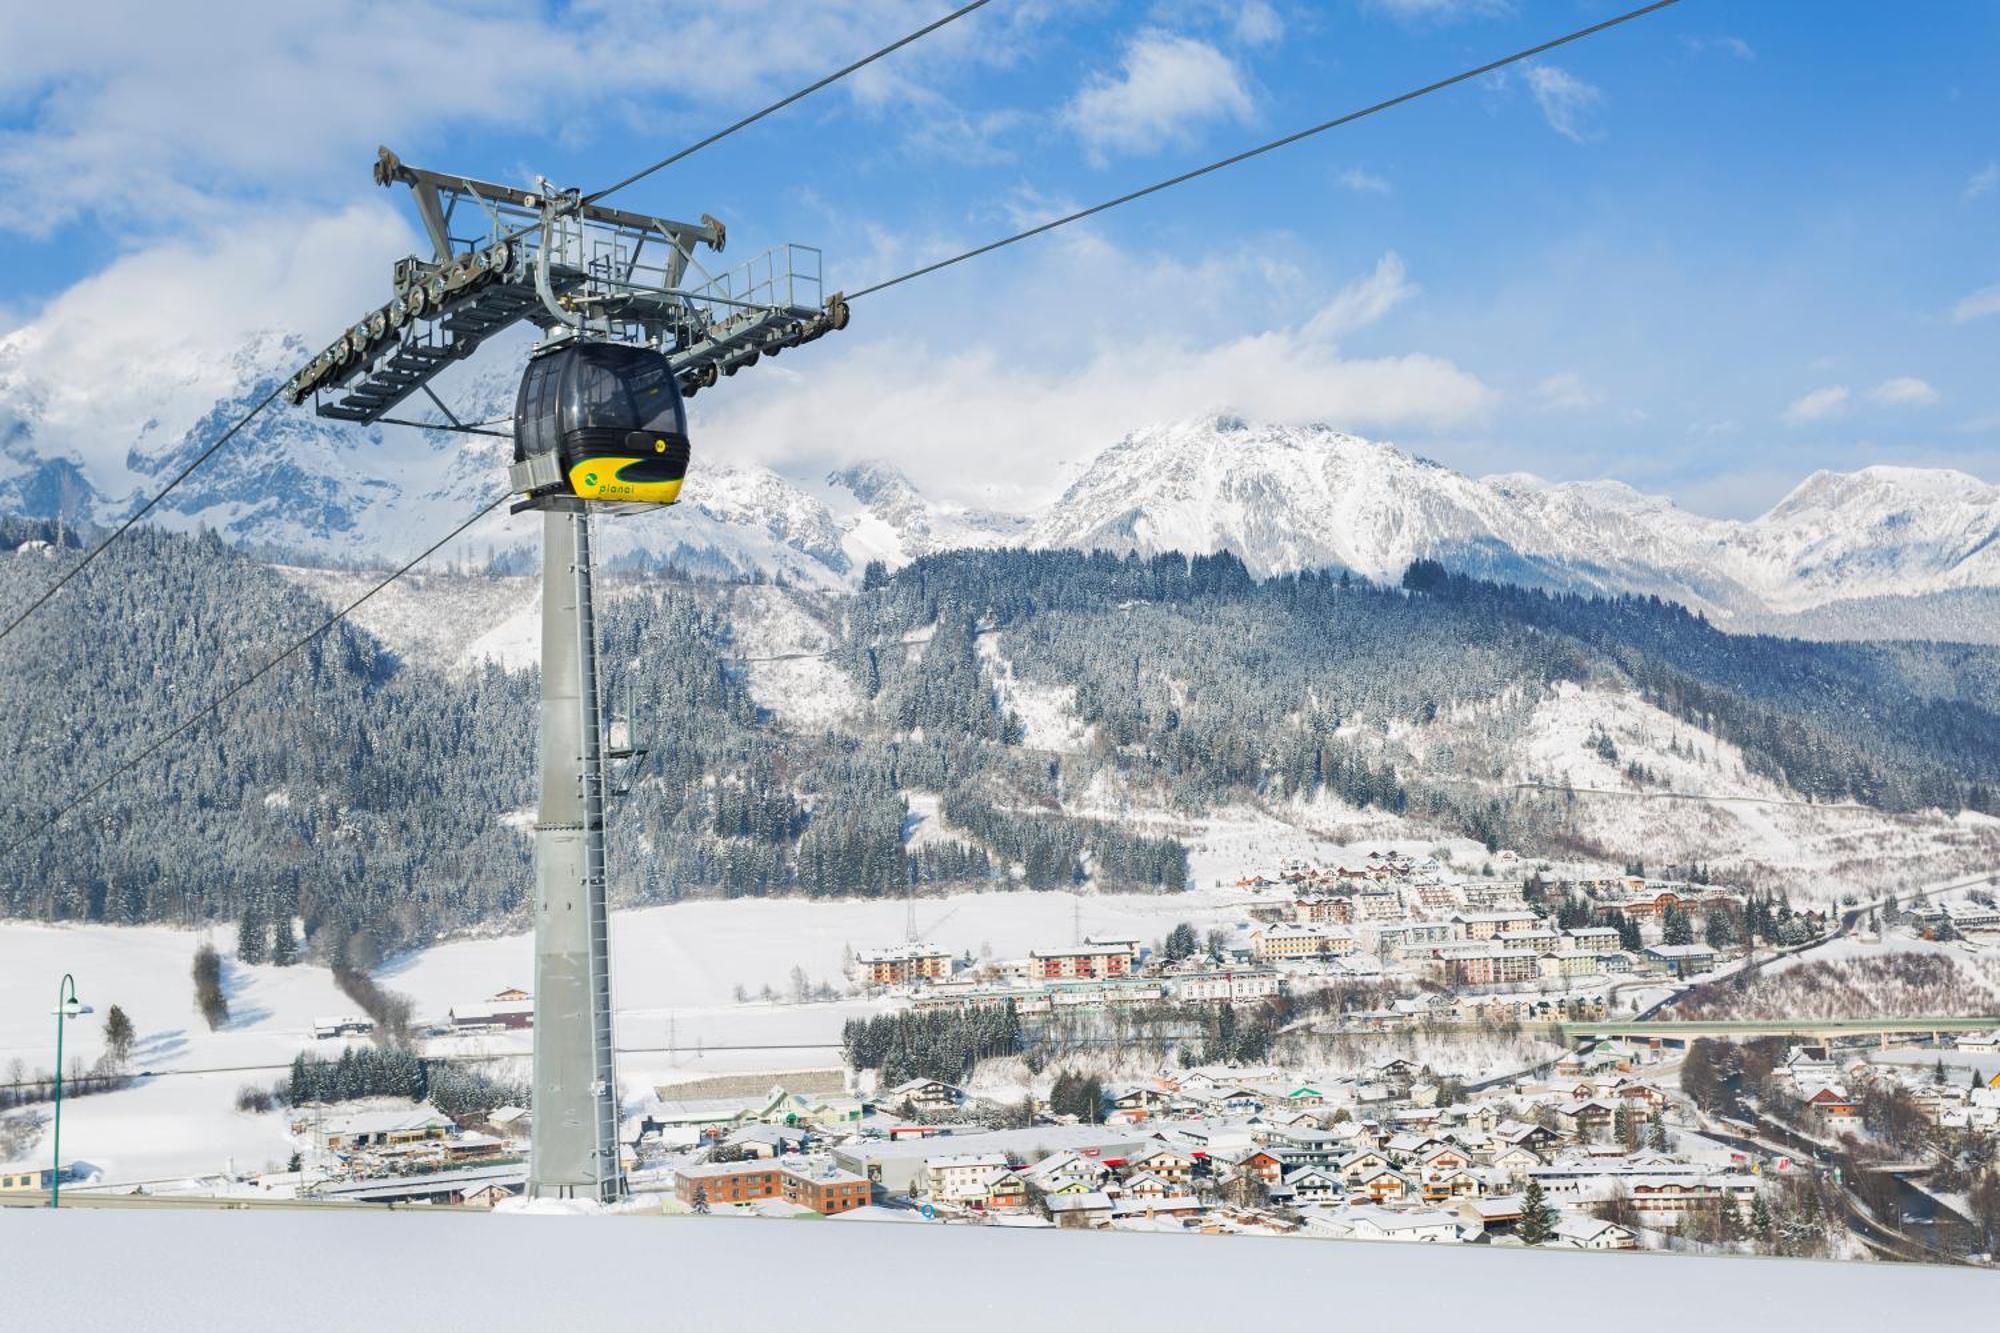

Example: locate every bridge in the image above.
[1558,1016,2000,1046]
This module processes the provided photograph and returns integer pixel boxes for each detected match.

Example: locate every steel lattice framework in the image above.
[285,147,846,423]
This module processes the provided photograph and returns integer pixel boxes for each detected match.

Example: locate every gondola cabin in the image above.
[514,341,691,504]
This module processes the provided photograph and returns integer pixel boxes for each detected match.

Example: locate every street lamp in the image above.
[49,973,91,1209]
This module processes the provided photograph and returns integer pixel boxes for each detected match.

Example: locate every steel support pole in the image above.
[528,501,625,1201]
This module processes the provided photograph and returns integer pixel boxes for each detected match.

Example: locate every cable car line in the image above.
[0,6,988,653]
[848,0,1681,300]
[0,382,288,653]
[0,493,510,863]
[583,0,996,207]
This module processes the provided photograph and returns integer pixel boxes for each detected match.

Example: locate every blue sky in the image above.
[2,0,1996,516]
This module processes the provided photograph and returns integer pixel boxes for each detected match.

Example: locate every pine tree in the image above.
[236,903,268,966]
[1749,1191,1774,1243]
[271,904,298,966]
[1518,1179,1556,1245]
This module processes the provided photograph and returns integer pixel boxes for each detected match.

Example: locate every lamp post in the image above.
[50,974,91,1209]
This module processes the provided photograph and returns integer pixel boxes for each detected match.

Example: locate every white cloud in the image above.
[1337,167,1393,195]
[0,1,1025,236]
[1781,385,1850,426]
[1525,65,1604,144]
[0,205,418,477]
[1534,372,1600,412]
[1867,376,1939,407]
[1064,30,1255,164]
[1685,35,1756,61]
[1300,253,1416,342]
[1965,162,1999,200]
[1953,284,2000,322]
[1364,0,1510,23]
[1231,2,1286,46]
[700,253,1487,510]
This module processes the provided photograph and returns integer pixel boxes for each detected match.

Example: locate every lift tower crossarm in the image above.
[372,147,726,261]
[286,149,843,424]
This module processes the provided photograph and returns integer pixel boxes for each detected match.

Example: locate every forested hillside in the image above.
[3,521,1997,958]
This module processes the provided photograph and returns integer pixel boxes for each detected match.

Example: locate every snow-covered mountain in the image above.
[1027,415,2000,617]
[2,320,1995,622]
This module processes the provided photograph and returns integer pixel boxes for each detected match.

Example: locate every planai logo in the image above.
[584,472,599,487]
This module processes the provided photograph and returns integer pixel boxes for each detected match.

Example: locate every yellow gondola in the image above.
[513,341,690,504]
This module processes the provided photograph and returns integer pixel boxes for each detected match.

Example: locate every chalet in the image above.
[1124,1147,1195,1186]
[1228,1149,1285,1186]
[1336,1149,1395,1185]
[1107,1085,1172,1123]
[1022,1151,1110,1193]
[980,1168,1029,1211]
[1557,1099,1618,1138]
[1282,1165,1344,1204]
[1119,1171,1175,1200]
[1424,1168,1484,1202]
[1418,1144,1473,1180]
[1553,1214,1637,1250]
[1371,1058,1421,1087]
[1355,1166,1415,1204]
[887,1078,964,1115]
[1804,1086,1862,1133]
[1492,1121,1561,1155]
[1045,1191,1114,1227]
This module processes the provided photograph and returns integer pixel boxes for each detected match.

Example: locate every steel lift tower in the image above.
[289,150,846,1201]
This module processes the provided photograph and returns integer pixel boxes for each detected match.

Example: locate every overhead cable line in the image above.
[583,0,995,205]
[0,382,287,651]
[0,493,510,861]
[849,0,1681,300]
[0,4,989,651]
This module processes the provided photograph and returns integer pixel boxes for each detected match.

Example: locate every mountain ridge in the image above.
[1,329,1993,622]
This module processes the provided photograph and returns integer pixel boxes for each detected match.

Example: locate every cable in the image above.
[584,0,995,206]
[849,0,1682,300]
[0,493,510,862]
[0,381,287,651]
[0,5,991,652]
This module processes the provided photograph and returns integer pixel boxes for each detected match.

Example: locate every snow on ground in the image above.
[978,632,1091,754]
[1504,682,1789,802]
[0,921,353,1182]
[0,888,1257,1181]
[1174,802,1491,888]
[8,1202,1995,1333]
[723,584,863,732]
[276,565,540,672]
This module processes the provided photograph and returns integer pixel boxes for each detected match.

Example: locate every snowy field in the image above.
[4,1206,1993,1333]
[0,886,1266,1182]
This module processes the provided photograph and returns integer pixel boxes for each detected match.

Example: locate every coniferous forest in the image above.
[3,518,1998,960]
